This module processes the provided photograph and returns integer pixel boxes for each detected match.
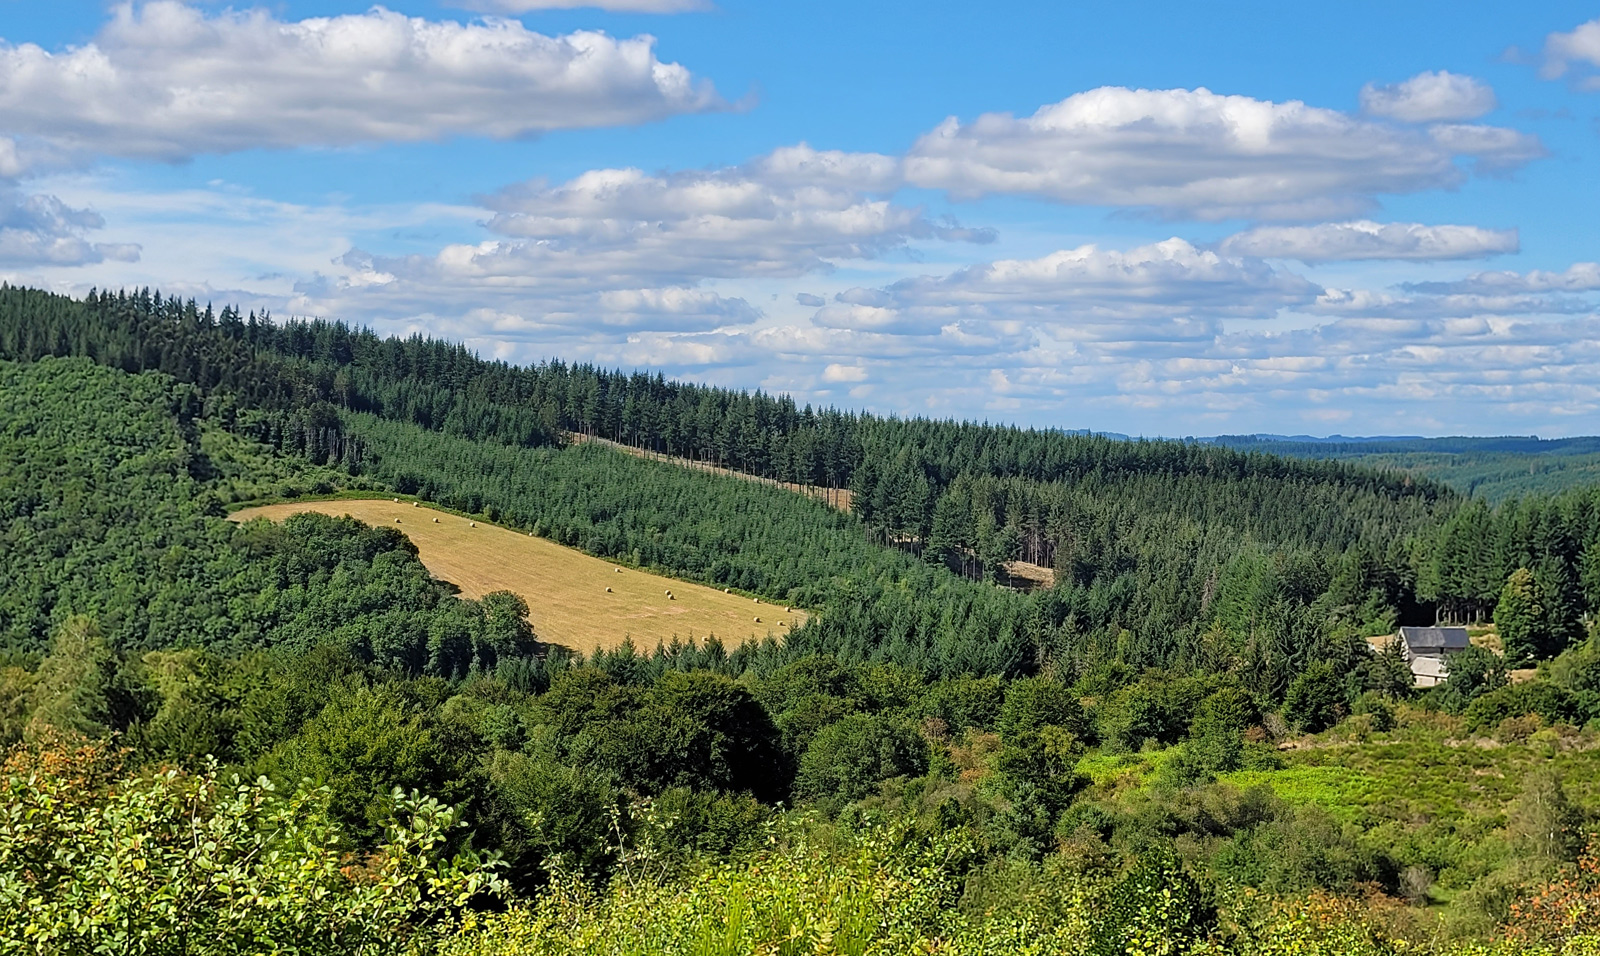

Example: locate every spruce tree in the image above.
[1496,567,1545,665]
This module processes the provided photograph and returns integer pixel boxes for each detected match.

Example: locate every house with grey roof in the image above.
[1396,626,1471,687]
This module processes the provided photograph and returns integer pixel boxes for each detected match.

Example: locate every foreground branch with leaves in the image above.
[0,742,503,956]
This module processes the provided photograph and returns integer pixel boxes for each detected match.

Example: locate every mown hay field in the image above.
[230,498,806,655]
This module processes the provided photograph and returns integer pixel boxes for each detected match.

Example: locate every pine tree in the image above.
[1496,567,1545,666]
[1535,557,1584,655]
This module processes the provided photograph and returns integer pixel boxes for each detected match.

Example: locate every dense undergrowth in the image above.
[15,737,1600,955]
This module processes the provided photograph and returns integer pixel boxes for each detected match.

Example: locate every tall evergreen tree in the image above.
[1497,568,1546,666]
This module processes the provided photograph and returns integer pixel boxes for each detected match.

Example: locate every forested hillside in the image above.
[4,284,1600,678]
[5,285,1597,667]
[6,287,1600,952]
[0,357,539,675]
[1209,434,1600,502]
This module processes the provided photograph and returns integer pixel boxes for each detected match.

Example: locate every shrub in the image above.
[480,749,622,885]
[1097,676,1211,752]
[1085,848,1216,956]
[1464,682,1581,734]
[998,676,1091,743]
[993,725,1087,813]
[1284,662,1346,733]
[641,671,786,801]
[1435,646,1509,714]
[921,675,1004,733]
[1350,691,1395,732]
[257,680,470,842]
[1506,839,1600,945]
[1547,637,1600,694]
[1171,686,1262,780]
[795,713,930,801]
[0,742,503,956]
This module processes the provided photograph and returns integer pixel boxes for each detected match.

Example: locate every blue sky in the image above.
[2,1,1599,436]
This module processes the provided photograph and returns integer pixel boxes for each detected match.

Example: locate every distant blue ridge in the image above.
[1043,430,1600,457]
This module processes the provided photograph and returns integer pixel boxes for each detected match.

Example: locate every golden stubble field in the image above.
[230,498,806,655]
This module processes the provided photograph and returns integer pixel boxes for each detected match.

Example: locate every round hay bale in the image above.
[470,522,477,528]
[606,587,613,593]
[668,594,675,600]
[392,498,399,502]
[433,517,439,523]
[724,588,730,593]
[753,617,761,623]
[616,568,623,573]
[412,502,419,507]
[394,518,401,523]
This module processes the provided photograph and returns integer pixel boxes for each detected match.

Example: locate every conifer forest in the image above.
[5,285,1600,954]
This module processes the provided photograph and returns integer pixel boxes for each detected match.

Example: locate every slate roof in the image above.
[1397,626,1470,655]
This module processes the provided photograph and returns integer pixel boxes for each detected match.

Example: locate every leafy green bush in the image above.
[1284,662,1346,733]
[998,675,1092,742]
[1097,675,1212,752]
[0,741,503,956]
[1437,646,1510,714]
[1350,691,1396,732]
[795,713,930,801]
[1086,848,1216,956]
[1465,683,1582,734]
[258,679,479,843]
[434,815,1479,956]
[994,725,1088,814]
[1166,686,1263,782]
[641,670,785,801]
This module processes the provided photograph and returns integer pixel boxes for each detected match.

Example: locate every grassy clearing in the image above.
[1253,728,1600,824]
[1217,765,1386,823]
[1193,713,1600,857]
[230,498,807,655]
[1083,708,1600,834]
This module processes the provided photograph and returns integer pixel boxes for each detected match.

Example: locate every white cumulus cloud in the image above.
[902,86,1543,220]
[0,2,721,162]
[477,148,989,281]
[1218,221,1518,262]
[297,246,760,335]
[1542,17,1600,89]
[1303,262,1600,321]
[821,363,869,383]
[292,146,989,329]
[1360,71,1497,122]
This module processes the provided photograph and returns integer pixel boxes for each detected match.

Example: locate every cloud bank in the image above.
[0,190,139,267]
[1218,221,1518,262]
[902,86,1541,220]
[291,145,990,332]
[1402,262,1600,296]
[814,240,1319,339]
[0,2,721,163]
